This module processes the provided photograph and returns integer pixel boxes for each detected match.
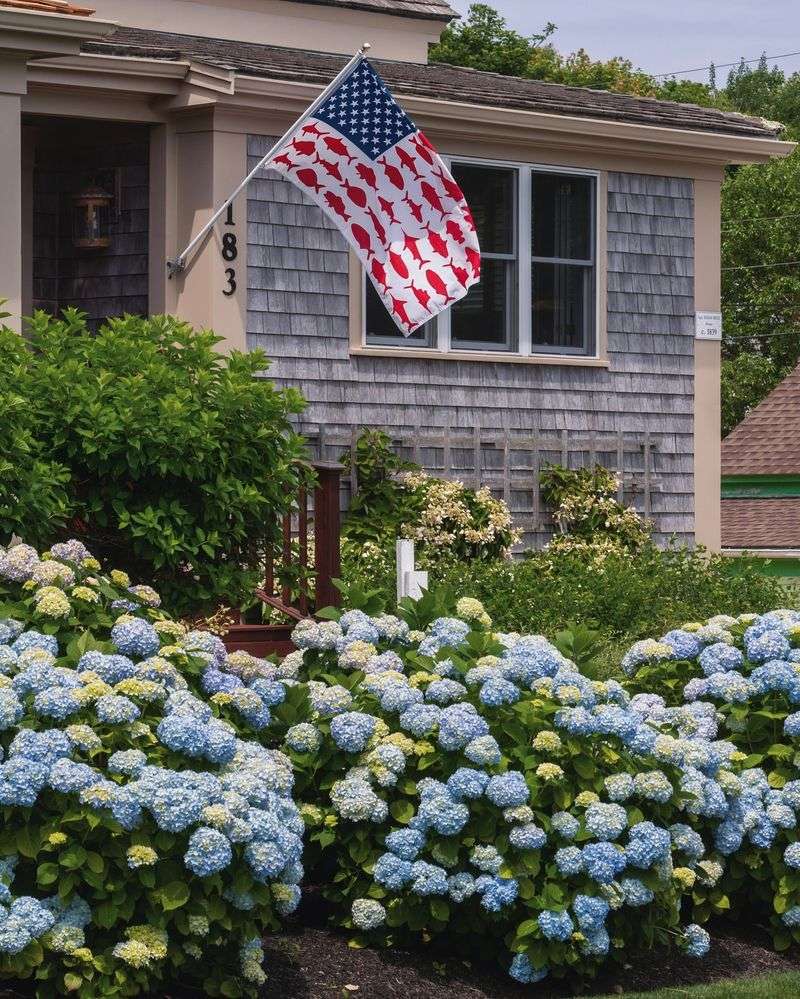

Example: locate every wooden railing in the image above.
[254,460,343,619]
[224,461,343,657]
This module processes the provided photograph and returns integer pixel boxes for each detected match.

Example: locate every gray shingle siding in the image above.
[247,134,696,545]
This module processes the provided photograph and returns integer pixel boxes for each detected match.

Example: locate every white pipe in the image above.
[167,42,371,276]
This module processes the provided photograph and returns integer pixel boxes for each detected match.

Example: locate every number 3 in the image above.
[223,269,236,297]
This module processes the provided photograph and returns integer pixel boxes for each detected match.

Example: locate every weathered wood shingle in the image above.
[247,145,696,545]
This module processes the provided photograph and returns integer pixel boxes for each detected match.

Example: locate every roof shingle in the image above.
[83,28,784,140]
[0,0,94,13]
[722,497,800,549]
[722,363,800,476]
[289,0,457,20]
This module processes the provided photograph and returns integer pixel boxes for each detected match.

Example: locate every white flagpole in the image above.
[167,42,371,276]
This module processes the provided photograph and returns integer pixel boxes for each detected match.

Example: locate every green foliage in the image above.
[619,610,800,946]
[432,546,792,677]
[1,310,308,614]
[0,315,70,541]
[539,464,652,553]
[273,607,706,983]
[341,430,519,568]
[0,541,301,997]
[721,353,786,437]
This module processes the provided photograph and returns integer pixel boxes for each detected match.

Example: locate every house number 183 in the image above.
[222,203,237,297]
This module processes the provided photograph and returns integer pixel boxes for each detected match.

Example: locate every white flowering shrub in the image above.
[623,610,800,949]
[0,540,303,997]
[249,599,748,986]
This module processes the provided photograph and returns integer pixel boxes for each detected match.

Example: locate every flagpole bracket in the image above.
[166,257,186,279]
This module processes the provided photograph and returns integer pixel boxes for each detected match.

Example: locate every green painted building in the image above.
[722,364,800,576]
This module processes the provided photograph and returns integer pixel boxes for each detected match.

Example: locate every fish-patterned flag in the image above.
[266,57,481,335]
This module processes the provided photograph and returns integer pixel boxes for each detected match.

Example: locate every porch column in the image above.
[0,59,26,331]
[693,175,723,551]
[169,109,248,352]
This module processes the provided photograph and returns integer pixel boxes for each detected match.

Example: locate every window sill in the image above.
[351,346,609,367]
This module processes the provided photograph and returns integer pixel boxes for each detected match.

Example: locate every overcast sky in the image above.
[447,1,800,83]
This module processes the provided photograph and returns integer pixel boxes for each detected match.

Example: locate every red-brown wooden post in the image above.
[313,461,342,609]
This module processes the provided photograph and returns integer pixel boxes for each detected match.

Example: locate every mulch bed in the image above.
[1,892,798,999]
[260,891,800,998]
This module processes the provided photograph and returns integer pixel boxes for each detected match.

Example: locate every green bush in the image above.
[620,611,800,948]
[0,310,308,614]
[0,539,303,996]
[264,598,733,987]
[341,430,519,568]
[539,463,652,554]
[435,545,793,668]
[0,315,70,542]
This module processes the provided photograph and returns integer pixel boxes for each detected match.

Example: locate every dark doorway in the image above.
[27,117,150,328]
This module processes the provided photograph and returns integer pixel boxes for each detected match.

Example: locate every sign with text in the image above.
[695,311,722,341]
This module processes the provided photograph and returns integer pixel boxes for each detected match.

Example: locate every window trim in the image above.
[355,156,607,364]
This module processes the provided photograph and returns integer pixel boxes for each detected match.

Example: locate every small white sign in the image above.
[695,311,722,341]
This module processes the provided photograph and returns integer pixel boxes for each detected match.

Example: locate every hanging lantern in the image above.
[72,185,112,249]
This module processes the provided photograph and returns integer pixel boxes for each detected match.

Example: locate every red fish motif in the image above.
[388,250,409,280]
[378,196,399,223]
[425,269,455,305]
[321,135,356,164]
[396,146,424,181]
[410,134,434,166]
[371,258,390,294]
[445,220,465,245]
[296,168,324,194]
[355,163,379,191]
[390,295,413,328]
[463,207,477,233]
[422,223,450,260]
[420,182,446,217]
[323,191,351,223]
[383,162,405,191]
[301,122,325,137]
[365,208,387,246]
[403,195,423,225]
[351,223,375,259]
[313,153,343,183]
[465,246,481,278]
[432,165,465,205]
[289,138,316,158]
[406,281,433,313]
[403,234,429,267]
[273,152,293,170]
[447,262,470,288]
[342,179,368,209]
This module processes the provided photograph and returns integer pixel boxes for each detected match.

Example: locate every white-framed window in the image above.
[363,159,599,358]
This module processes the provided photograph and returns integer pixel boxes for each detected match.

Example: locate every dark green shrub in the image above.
[1,311,308,613]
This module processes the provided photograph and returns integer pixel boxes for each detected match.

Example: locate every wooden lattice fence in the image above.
[304,425,661,546]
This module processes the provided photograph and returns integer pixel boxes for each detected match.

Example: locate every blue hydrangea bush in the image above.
[622,610,800,949]
[0,540,303,997]
[252,599,738,986]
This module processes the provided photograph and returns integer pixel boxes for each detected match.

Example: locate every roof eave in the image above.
[232,71,795,164]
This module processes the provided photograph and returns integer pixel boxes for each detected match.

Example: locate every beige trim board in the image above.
[723,548,800,558]
[350,346,611,367]
[693,175,723,552]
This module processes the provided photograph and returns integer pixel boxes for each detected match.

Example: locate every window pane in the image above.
[532,173,592,260]
[532,262,591,351]
[366,281,429,344]
[451,164,515,255]
[451,258,514,350]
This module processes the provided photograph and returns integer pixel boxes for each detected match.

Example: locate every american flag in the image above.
[266,57,481,335]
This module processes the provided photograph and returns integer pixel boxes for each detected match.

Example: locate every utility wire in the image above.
[723,329,800,341]
[722,212,800,229]
[722,260,800,272]
[654,49,800,79]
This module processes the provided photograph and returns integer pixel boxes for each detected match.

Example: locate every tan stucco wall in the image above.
[89,0,445,62]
